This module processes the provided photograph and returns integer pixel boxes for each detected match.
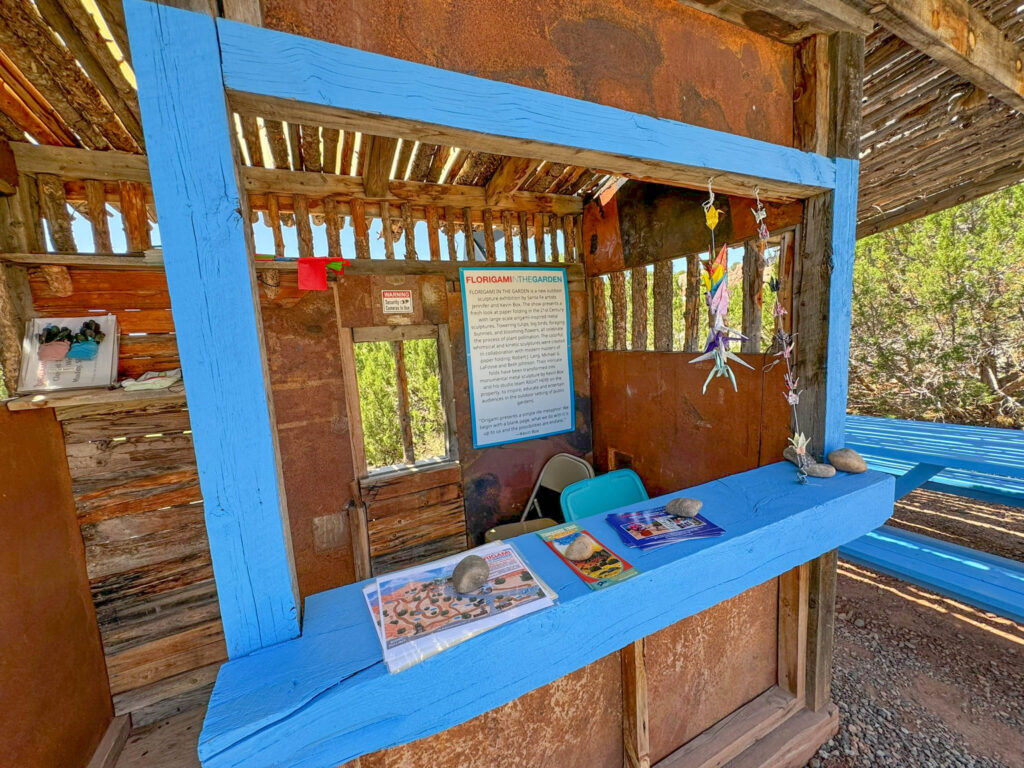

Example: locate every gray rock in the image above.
[783,445,801,466]
[828,447,868,473]
[451,554,490,593]
[666,497,703,518]
[805,462,837,478]
[564,536,594,562]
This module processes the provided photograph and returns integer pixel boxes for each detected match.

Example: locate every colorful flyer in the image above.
[538,523,639,590]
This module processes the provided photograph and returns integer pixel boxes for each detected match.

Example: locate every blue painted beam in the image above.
[199,464,894,768]
[840,525,1024,624]
[893,463,944,499]
[215,19,837,196]
[823,159,860,455]
[124,0,299,657]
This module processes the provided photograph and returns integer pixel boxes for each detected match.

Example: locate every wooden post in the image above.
[299,125,321,173]
[462,206,473,260]
[562,214,575,262]
[293,194,313,258]
[263,119,289,170]
[322,127,340,174]
[37,173,75,251]
[391,341,415,465]
[119,180,152,252]
[777,563,809,700]
[125,0,299,657]
[684,254,701,351]
[0,264,30,393]
[652,260,672,351]
[630,266,647,351]
[621,639,650,768]
[742,240,763,353]
[501,210,514,262]
[548,213,559,261]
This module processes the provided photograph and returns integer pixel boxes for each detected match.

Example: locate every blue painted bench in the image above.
[841,414,1024,623]
[845,414,1024,503]
[841,527,1024,624]
[198,464,893,768]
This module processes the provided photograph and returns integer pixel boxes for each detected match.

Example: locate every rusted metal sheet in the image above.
[647,580,780,761]
[261,289,358,597]
[590,350,788,494]
[583,182,804,277]
[359,649,622,768]
[263,0,794,146]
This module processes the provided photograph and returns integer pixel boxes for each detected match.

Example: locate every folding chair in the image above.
[484,453,595,542]
[560,469,648,522]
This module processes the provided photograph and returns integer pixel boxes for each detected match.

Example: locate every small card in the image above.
[538,523,639,590]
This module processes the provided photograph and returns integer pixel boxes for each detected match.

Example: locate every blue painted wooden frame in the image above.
[123,0,861,662]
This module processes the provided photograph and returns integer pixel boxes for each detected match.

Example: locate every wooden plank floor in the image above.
[115,706,204,768]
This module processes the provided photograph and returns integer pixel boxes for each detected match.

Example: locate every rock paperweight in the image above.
[827,447,867,474]
[451,554,490,593]
[564,536,595,562]
[666,497,703,518]
[805,463,837,478]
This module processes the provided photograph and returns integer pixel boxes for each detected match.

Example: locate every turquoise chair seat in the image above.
[560,469,649,521]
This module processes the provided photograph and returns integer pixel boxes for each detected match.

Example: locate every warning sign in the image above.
[381,289,414,314]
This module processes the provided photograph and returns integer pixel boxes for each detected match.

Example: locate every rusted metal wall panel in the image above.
[261,283,359,597]
[590,349,787,494]
[647,580,780,762]
[263,0,794,146]
[359,649,622,768]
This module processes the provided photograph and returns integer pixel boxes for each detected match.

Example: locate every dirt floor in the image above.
[807,488,1024,768]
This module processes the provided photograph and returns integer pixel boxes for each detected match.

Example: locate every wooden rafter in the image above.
[865,0,1024,113]
[674,0,871,43]
[483,156,541,204]
[0,50,78,146]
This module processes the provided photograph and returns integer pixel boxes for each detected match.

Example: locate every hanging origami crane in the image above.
[690,180,753,393]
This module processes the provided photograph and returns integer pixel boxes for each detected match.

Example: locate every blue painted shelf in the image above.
[840,525,1024,624]
[198,464,894,768]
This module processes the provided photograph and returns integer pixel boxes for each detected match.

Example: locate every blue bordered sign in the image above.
[460,267,575,448]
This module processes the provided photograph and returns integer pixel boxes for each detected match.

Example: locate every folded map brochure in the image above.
[362,541,555,673]
[606,507,725,551]
[538,523,639,590]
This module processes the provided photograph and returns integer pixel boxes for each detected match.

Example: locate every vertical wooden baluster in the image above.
[322,127,340,174]
[611,271,627,350]
[266,193,285,258]
[462,207,474,260]
[575,214,585,267]
[425,205,441,261]
[287,122,303,170]
[518,211,529,262]
[653,260,673,351]
[684,254,701,352]
[300,124,321,172]
[293,194,313,258]
[350,198,370,259]
[119,180,151,252]
[592,275,608,351]
[482,208,496,262]
[501,211,514,262]
[444,206,458,260]
[380,200,396,260]
[323,196,342,260]
[742,239,764,353]
[630,266,648,350]
[562,214,575,262]
[85,179,112,252]
[548,212,559,261]
[263,119,290,170]
[534,212,545,262]
[38,173,76,252]
[401,202,417,260]
[621,639,650,768]
[339,131,355,175]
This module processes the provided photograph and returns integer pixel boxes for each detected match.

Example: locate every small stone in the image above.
[805,462,837,478]
[666,497,703,518]
[783,445,801,466]
[855,618,866,628]
[451,555,490,593]
[828,447,868,473]
[564,536,595,562]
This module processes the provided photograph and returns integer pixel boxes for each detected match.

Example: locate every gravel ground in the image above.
[805,489,1024,768]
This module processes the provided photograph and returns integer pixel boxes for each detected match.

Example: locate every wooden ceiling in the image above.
[1,0,1023,234]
